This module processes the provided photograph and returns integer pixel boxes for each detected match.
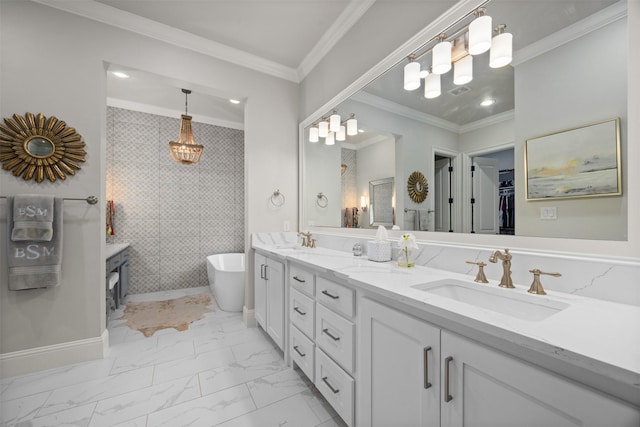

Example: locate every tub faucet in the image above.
[488,248,515,288]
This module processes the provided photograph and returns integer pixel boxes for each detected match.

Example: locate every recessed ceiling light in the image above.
[111,71,130,79]
[229,99,241,104]
[480,98,496,107]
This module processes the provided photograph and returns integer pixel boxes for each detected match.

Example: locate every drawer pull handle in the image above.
[444,356,453,403]
[293,307,306,316]
[293,276,306,283]
[322,328,340,341]
[321,290,340,300]
[293,345,306,357]
[322,376,340,394]
[423,346,432,389]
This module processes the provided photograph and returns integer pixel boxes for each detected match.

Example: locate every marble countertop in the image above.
[253,239,640,406]
[106,243,130,259]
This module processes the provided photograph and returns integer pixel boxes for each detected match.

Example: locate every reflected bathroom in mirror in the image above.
[369,177,395,227]
[300,0,627,241]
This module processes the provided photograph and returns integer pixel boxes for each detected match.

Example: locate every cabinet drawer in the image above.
[317,277,355,318]
[108,254,121,271]
[290,264,315,297]
[290,288,315,339]
[290,325,315,382]
[315,303,355,373]
[315,348,354,427]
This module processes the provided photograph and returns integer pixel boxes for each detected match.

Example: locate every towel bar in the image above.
[0,195,98,205]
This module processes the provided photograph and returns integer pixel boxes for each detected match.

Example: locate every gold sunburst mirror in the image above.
[0,112,86,183]
[407,171,428,203]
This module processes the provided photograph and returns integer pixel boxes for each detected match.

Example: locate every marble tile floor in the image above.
[0,287,347,427]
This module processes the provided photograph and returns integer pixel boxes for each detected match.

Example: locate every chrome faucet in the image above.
[488,249,515,288]
[298,231,316,248]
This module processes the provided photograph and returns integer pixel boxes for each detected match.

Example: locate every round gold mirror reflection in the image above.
[25,136,55,158]
[407,171,428,203]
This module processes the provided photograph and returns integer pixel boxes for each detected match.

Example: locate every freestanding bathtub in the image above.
[206,253,245,312]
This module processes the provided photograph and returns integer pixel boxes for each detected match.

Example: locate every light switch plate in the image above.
[540,207,557,220]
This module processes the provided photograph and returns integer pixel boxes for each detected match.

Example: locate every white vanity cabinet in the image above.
[359,297,640,427]
[440,331,640,427]
[359,297,441,427]
[287,261,356,426]
[254,251,285,350]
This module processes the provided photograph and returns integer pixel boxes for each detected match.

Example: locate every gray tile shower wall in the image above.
[106,107,245,294]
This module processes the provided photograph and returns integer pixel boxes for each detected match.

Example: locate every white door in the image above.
[441,332,640,427]
[434,158,451,232]
[253,252,267,329]
[266,258,285,350]
[359,298,441,427]
[472,157,499,234]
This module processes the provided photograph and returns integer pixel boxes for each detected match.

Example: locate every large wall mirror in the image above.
[300,0,627,241]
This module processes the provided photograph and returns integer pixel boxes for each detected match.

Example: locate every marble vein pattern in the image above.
[0,288,345,427]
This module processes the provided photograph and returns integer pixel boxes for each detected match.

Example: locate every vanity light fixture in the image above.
[308,111,358,143]
[453,54,473,85]
[401,5,511,98]
[490,24,513,68]
[325,131,335,146]
[168,88,203,165]
[424,70,441,99]
[403,55,421,91]
[432,35,452,75]
[468,8,492,55]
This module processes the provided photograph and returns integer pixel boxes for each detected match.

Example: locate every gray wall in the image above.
[514,18,627,240]
[106,107,244,294]
[0,0,298,374]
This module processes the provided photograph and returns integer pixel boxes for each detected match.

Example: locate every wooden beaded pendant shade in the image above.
[169,89,203,165]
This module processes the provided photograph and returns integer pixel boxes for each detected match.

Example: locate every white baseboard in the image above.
[0,332,106,379]
[243,306,256,327]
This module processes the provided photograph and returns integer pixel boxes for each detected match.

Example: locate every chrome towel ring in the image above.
[270,189,285,207]
[316,192,328,208]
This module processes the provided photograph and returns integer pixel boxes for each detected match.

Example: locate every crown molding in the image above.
[341,133,390,151]
[107,98,244,130]
[32,0,299,82]
[513,0,627,66]
[458,110,514,134]
[352,91,460,133]
[297,0,376,80]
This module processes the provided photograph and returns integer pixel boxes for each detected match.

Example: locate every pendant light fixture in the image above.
[336,125,346,141]
[325,131,335,146]
[168,89,203,165]
[318,120,329,138]
[490,24,513,68]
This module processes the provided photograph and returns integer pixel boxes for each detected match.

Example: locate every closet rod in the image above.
[0,195,98,205]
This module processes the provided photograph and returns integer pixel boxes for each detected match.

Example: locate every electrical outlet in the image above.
[283,220,290,231]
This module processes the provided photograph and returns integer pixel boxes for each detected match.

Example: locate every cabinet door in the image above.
[359,298,441,427]
[119,260,130,299]
[441,332,640,427]
[253,253,267,329]
[266,257,285,350]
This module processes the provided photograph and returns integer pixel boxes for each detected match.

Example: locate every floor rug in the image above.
[121,293,213,337]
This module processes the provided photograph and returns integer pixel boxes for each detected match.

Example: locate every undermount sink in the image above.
[412,279,569,321]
